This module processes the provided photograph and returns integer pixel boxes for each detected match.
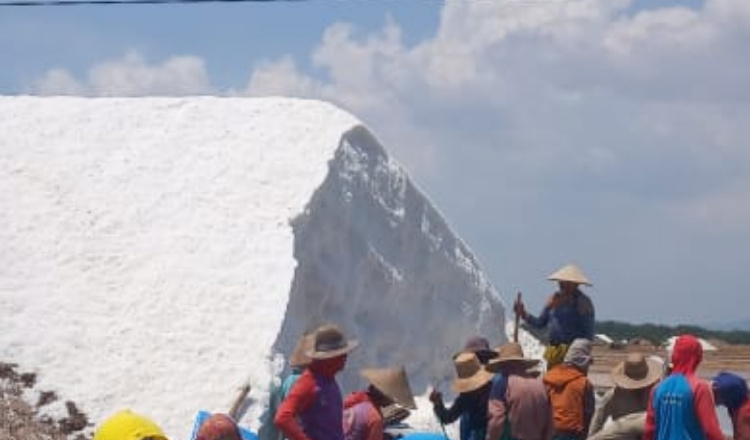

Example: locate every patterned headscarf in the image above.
[563,338,593,369]
[195,414,241,440]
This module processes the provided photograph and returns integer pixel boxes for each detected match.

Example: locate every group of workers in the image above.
[271,323,415,440]
[518,264,750,440]
[90,263,750,440]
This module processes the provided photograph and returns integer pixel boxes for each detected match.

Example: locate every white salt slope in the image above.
[0,96,507,439]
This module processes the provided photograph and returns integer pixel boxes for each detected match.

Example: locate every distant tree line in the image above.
[595,320,750,345]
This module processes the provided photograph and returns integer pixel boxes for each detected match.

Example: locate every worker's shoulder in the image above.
[576,291,594,315]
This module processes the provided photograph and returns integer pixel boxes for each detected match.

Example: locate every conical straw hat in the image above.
[360,366,417,410]
[548,264,592,286]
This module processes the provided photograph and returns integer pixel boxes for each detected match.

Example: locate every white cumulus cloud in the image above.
[33,51,214,97]
[242,0,750,229]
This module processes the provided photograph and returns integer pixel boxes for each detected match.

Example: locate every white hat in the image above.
[548,264,592,286]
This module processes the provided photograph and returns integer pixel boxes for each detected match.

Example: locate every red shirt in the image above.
[733,400,750,440]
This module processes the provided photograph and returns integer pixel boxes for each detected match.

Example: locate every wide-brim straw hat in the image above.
[289,333,315,368]
[486,342,540,373]
[611,353,662,389]
[451,352,494,394]
[306,324,359,359]
[548,264,592,286]
[360,366,417,410]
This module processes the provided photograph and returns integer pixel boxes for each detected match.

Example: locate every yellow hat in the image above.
[93,409,169,440]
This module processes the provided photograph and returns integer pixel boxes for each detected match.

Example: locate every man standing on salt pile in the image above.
[644,334,723,440]
[343,366,417,440]
[514,264,595,367]
[275,324,358,440]
[587,353,663,440]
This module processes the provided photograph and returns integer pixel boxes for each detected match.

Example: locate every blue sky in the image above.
[2,0,749,326]
[1,2,441,90]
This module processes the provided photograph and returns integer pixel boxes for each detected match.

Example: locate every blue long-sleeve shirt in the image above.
[524,290,594,345]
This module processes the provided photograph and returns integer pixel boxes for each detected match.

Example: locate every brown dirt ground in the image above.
[588,343,750,390]
[0,362,90,440]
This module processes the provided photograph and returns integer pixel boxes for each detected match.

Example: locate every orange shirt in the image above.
[543,364,594,436]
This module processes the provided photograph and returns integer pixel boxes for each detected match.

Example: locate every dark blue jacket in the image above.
[524,290,594,345]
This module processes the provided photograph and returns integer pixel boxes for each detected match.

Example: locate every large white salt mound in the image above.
[0,97,507,439]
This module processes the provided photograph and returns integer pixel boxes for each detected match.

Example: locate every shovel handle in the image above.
[513,291,522,343]
[228,382,251,420]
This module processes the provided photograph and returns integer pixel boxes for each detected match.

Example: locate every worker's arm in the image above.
[275,371,315,440]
